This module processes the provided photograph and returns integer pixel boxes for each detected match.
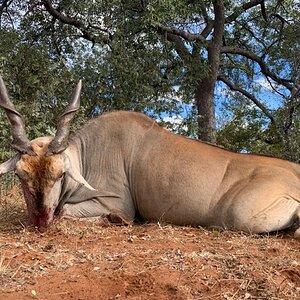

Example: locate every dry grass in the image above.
[0,183,300,299]
[0,175,27,232]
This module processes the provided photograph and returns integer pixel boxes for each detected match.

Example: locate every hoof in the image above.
[294,228,300,239]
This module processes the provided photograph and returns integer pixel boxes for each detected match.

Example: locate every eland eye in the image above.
[15,168,30,180]
[58,172,65,179]
[15,169,24,178]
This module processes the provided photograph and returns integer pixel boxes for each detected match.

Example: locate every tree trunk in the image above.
[195,75,216,143]
[195,0,224,143]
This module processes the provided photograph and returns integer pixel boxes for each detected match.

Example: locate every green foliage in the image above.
[0,0,300,161]
[217,96,274,154]
[0,28,85,158]
[217,95,300,161]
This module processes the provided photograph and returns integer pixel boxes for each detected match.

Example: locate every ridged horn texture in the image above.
[46,80,82,156]
[0,75,35,155]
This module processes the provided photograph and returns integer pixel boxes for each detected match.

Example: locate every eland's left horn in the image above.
[0,75,35,155]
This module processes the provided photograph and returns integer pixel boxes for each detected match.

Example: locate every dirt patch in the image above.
[0,186,300,299]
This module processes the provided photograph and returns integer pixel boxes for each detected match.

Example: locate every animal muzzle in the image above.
[21,182,55,231]
[28,208,53,232]
[34,211,52,232]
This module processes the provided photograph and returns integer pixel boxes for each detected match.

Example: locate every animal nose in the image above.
[34,210,51,231]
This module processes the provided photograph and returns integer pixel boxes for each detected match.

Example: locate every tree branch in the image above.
[200,1,210,24]
[226,0,263,23]
[198,2,214,38]
[260,0,268,22]
[41,0,111,46]
[155,26,191,61]
[218,75,276,124]
[152,22,205,42]
[167,34,191,59]
[155,1,264,44]
[0,0,13,27]
[0,0,11,16]
[220,46,294,90]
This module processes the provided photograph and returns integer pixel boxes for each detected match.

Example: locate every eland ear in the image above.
[63,155,96,191]
[66,167,97,191]
[0,154,20,176]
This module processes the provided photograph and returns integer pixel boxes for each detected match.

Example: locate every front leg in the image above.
[60,215,112,226]
[61,199,134,225]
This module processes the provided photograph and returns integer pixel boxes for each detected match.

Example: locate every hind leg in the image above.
[234,197,300,234]
[293,207,300,238]
[218,178,300,234]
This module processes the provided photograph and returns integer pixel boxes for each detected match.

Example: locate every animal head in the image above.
[0,76,94,230]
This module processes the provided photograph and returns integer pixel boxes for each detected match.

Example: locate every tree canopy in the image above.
[0,0,299,160]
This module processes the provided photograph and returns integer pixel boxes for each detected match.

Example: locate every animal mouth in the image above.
[28,208,53,232]
[24,204,52,231]
[36,214,49,230]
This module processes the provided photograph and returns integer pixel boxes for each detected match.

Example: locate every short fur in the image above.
[1,111,300,236]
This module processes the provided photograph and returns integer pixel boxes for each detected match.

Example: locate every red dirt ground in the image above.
[0,186,300,299]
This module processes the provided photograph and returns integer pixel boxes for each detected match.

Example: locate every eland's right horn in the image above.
[46,80,82,156]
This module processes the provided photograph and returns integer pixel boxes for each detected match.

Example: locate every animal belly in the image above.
[138,196,211,226]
